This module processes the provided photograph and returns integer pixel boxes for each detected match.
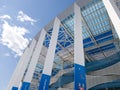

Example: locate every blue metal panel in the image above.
[47,28,53,36]
[74,64,86,90]
[39,74,50,90]
[64,41,71,47]
[52,68,60,76]
[55,44,62,53]
[86,48,101,54]
[12,87,18,90]
[100,43,114,49]
[83,37,92,44]
[84,42,95,48]
[86,52,120,72]
[97,35,113,44]
[86,43,115,55]
[20,82,30,90]
[94,30,112,40]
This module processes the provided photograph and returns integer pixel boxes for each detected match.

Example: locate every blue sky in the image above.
[0,0,75,90]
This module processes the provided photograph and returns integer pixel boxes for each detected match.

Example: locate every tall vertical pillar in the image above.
[74,3,86,90]
[20,29,46,90]
[7,39,36,90]
[39,17,60,90]
[103,0,120,38]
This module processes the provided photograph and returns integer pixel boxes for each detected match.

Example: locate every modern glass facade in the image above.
[7,0,120,90]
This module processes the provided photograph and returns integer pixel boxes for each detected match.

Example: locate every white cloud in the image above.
[4,53,10,57]
[17,11,36,25]
[0,15,11,20]
[0,21,29,57]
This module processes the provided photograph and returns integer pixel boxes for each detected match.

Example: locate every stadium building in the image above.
[7,0,120,90]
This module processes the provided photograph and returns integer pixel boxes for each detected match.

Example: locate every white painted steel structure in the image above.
[7,0,120,90]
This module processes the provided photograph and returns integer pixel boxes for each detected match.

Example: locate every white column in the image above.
[7,39,36,90]
[103,0,120,38]
[20,29,46,90]
[74,3,86,90]
[17,39,36,88]
[39,17,60,90]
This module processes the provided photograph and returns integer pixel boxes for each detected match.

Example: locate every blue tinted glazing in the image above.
[58,27,74,48]
[81,0,112,36]
[43,34,51,48]
[43,0,115,53]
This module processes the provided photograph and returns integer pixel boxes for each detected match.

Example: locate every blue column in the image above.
[74,3,86,90]
[39,17,60,90]
[20,82,30,90]
[39,74,50,90]
[12,87,18,90]
[74,64,86,90]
